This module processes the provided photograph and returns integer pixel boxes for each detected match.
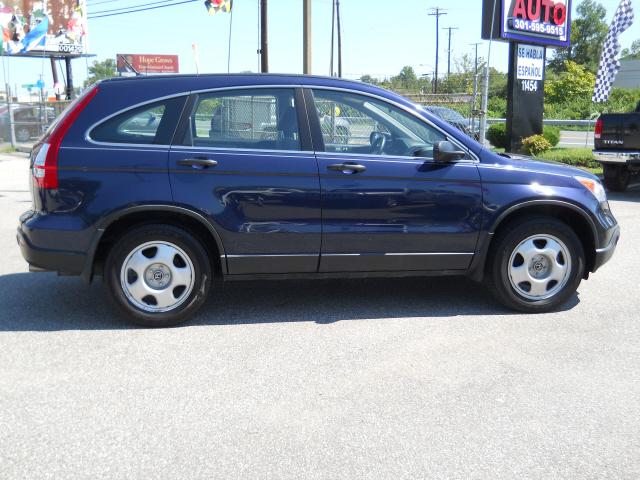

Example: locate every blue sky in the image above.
[3,0,639,96]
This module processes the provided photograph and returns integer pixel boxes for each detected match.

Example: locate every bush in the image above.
[486,123,507,148]
[542,126,560,147]
[487,96,507,118]
[522,135,552,156]
[487,124,560,149]
[536,148,599,168]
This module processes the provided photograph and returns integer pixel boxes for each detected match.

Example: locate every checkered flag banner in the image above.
[593,0,635,103]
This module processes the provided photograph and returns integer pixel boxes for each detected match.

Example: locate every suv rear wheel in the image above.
[486,217,585,313]
[104,224,211,327]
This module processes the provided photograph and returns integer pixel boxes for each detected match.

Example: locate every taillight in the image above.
[33,85,99,189]
[594,118,603,140]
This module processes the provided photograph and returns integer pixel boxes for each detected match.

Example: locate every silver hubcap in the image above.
[508,234,572,301]
[120,241,195,313]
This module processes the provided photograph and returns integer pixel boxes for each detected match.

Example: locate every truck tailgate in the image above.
[596,113,640,150]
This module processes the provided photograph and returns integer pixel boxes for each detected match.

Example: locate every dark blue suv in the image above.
[17,74,620,327]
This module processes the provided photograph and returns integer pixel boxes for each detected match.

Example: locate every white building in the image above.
[613,59,640,89]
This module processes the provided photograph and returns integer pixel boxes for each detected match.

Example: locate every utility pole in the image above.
[260,0,269,73]
[50,58,61,101]
[428,8,447,94]
[330,0,335,75]
[442,26,458,77]
[336,0,343,77]
[303,0,311,74]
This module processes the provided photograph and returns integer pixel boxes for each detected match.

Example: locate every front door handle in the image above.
[177,158,218,169]
[327,163,366,174]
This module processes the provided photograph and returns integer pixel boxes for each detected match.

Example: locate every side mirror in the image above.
[433,140,466,163]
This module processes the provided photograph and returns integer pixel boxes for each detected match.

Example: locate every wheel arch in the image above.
[471,200,598,281]
[82,205,227,282]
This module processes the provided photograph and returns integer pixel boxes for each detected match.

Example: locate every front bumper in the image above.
[593,224,620,272]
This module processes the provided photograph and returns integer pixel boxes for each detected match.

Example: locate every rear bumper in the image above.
[17,219,86,276]
[593,224,620,272]
[594,150,640,165]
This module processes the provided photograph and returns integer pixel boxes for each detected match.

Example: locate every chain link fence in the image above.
[0,100,70,146]
[193,96,282,143]
[401,93,480,140]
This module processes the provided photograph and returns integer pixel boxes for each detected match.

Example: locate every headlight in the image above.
[574,176,607,203]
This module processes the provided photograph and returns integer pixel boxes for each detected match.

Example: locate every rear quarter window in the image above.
[90,96,187,145]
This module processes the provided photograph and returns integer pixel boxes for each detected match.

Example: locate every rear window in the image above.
[90,96,187,145]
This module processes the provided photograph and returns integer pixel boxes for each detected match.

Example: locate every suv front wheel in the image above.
[104,224,212,327]
[486,217,585,313]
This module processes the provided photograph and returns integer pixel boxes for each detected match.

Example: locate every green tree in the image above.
[546,61,596,103]
[84,59,117,86]
[359,74,379,85]
[438,54,486,94]
[549,0,609,74]
[392,66,419,91]
[621,39,640,60]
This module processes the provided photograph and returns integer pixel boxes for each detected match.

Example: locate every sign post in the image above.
[482,0,572,153]
[506,43,546,152]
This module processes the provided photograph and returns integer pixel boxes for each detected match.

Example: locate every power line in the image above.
[87,0,137,6]
[90,0,181,15]
[88,0,196,19]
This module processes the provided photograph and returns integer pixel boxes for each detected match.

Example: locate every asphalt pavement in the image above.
[558,130,595,149]
[0,154,639,479]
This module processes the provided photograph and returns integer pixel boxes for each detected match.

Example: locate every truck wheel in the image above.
[486,217,585,313]
[603,164,630,192]
[104,224,211,327]
[16,128,31,143]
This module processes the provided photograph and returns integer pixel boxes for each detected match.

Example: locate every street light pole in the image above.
[470,42,482,134]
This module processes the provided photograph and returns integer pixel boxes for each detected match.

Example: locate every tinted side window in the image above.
[184,89,301,151]
[91,96,187,145]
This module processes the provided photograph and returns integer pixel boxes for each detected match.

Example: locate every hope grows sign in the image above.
[483,0,572,48]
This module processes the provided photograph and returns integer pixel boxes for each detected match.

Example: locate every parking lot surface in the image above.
[1,154,639,479]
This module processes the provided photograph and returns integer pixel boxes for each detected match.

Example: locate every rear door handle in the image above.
[177,158,218,169]
[327,163,366,174]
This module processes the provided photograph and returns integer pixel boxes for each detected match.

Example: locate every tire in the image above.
[16,128,31,143]
[603,164,630,192]
[104,224,212,327]
[486,216,585,313]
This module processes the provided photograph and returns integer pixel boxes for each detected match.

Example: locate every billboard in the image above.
[0,0,87,55]
[117,54,180,74]
[483,0,572,48]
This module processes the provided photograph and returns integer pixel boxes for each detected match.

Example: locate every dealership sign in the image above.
[516,44,545,80]
[117,54,180,74]
[483,0,572,48]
